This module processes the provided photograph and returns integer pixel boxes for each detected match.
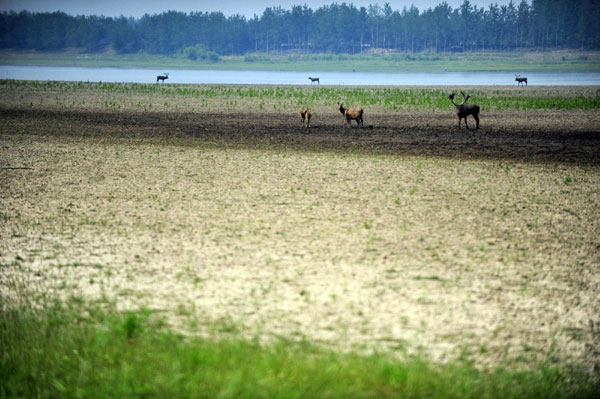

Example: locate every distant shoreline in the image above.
[1,49,599,73]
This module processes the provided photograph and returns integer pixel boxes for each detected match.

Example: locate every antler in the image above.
[449,93,457,106]
[450,92,469,106]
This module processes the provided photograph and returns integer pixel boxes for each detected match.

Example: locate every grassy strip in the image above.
[1,302,597,399]
[1,50,599,72]
[2,80,599,111]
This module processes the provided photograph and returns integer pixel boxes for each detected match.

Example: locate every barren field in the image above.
[1,82,599,375]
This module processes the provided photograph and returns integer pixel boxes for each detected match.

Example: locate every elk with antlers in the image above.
[449,91,480,130]
[515,74,527,86]
[338,102,364,128]
[308,77,320,85]
[298,107,311,128]
[156,72,169,83]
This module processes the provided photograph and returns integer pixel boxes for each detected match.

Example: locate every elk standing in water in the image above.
[515,74,527,86]
[298,107,311,128]
[338,102,364,128]
[308,77,320,85]
[449,91,480,130]
[157,73,169,83]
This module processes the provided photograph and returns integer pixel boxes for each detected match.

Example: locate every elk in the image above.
[308,77,320,85]
[156,72,169,83]
[338,102,364,128]
[298,107,311,128]
[449,91,480,130]
[515,74,527,86]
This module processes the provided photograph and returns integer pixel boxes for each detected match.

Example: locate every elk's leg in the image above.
[458,117,461,130]
[474,114,480,129]
[464,117,470,130]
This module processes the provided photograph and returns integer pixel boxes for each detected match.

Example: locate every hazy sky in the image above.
[0,0,514,18]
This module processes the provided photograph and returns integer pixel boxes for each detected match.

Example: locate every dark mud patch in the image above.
[2,108,599,165]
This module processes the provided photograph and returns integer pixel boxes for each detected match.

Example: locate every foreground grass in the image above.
[1,302,597,399]
[1,49,599,72]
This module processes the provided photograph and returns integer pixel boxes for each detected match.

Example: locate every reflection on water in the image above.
[1,65,599,86]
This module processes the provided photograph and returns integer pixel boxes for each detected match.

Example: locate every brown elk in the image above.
[298,107,311,128]
[308,77,320,85]
[338,102,364,128]
[449,91,480,130]
[156,72,169,83]
[515,74,527,86]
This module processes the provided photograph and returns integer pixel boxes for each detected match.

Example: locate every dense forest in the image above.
[1,0,599,56]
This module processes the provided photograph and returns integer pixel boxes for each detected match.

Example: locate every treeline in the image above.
[1,0,599,56]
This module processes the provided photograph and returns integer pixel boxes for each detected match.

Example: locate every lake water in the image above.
[1,65,599,86]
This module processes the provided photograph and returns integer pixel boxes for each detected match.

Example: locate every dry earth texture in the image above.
[1,82,599,374]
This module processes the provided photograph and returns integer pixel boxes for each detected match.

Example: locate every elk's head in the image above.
[337,102,345,114]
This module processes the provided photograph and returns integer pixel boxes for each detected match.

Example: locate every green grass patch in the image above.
[1,302,597,399]
[2,79,599,112]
